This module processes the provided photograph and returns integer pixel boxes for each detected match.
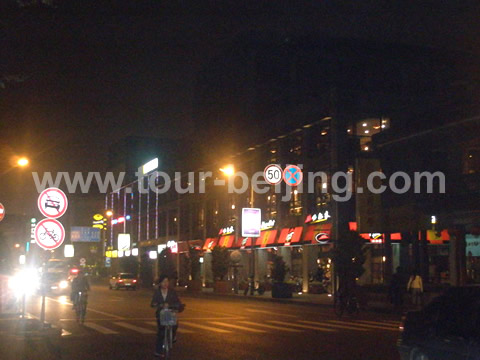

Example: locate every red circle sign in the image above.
[283,165,303,186]
[34,218,65,250]
[0,203,5,222]
[37,188,68,219]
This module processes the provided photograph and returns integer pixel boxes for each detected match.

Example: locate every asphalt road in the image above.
[17,285,401,360]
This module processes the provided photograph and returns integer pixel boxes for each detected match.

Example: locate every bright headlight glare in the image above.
[9,269,39,297]
[59,280,68,289]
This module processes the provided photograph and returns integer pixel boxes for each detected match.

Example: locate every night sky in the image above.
[0,0,479,212]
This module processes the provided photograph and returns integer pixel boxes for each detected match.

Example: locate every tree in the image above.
[331,231,366,291]
[0,231,11,274]
[158,248,177,280]
[271,255,289,283]
[188,246,201,281]
[211,246,229,281]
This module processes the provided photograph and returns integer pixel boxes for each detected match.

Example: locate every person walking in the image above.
[407,271,424,308]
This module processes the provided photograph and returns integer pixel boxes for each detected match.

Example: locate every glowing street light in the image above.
[106,210,113,217]
[17,157,29,167]
[219,164,235,177]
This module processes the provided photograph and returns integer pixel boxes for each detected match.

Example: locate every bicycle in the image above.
[74,291,88,323]
[159,308,177,359]
[334,291,359,318]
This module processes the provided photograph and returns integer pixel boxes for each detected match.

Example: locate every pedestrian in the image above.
[151,274,184,358]
[407,271,423,308]
[389,267,404,310]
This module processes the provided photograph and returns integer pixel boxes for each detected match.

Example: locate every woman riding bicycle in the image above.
[151,274,184,358]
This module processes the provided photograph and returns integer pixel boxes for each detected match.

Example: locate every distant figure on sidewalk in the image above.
[407,271,424,307]
[389,267,404,309]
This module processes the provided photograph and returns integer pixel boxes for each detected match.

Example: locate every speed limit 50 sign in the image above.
[264,164,283,185]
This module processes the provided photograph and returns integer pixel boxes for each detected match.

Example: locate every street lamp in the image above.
[106,210,113,217]
[219,164,235,177]
[16,157,29,167]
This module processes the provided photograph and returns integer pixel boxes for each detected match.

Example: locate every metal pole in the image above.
[40,258,47,325]
[250,169,255,295]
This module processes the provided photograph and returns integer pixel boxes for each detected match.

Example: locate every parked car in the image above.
[109,273,138,290]
[398,286,480,360]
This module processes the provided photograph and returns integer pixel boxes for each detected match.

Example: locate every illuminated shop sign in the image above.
[305,210,331,224]
[111,215,131,225]
[219,226,235,235]
[260,219,276,231]
[158,240,178,254]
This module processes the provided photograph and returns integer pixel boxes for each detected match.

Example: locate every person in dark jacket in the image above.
[151,274,184,357]
[389,267,404,310]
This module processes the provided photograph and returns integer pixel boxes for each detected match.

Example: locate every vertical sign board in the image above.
[355,158,383,233]
[242,208,261,238]
[0,203,5,222]
[118,233,131,251]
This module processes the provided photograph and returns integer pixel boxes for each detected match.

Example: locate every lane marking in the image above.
[46,297,124,320]
[181,321,232,334]
[237,321,302,333]
[208,321,267,333]
[144,321,195,334]
[268,320,336,332]
[325,320,398,331]
[83,322,119,335]
[354,320,399,328]
[114,322,156,334]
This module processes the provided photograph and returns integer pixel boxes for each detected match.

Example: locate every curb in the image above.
[178,290,402,315]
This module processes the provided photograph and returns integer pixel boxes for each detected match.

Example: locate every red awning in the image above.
[349,222,402,243]
[235,237,253,249]
[255,230,278,247]
[304,223,332,244]
[425,230,450,244]
[277,227,303,246]
[202,238,218,251]
[218,235,235,248]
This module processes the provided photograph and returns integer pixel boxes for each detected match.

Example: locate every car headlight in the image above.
[59,280,69,289]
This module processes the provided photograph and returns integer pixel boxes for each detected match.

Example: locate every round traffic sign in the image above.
[283,165,303,186]
[37,188,68,219]
[34,218,65,250]
[263,164,283,185]
[0,203,5,222]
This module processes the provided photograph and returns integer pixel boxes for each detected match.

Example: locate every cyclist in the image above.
[71,270,90,310]
[151,274,184,358]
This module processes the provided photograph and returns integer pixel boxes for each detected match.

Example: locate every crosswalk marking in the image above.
[297,320,368,332]
[268,320,336,332]
[245,309,297,318]
[237,321,302,333]
[326,320,398,331]
[114,322,156,334]
[181,321,232,333]
[354,320,399,328]
[144,321,195,334]
[209,321,267,333]
[83,322,119,335]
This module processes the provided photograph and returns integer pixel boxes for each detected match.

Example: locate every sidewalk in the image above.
[176,287,399,313]
[0,313,63,360]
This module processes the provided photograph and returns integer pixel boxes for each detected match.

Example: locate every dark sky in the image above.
[0,0,479,212]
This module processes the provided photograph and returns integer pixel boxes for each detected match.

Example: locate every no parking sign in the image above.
[37,188,68,219]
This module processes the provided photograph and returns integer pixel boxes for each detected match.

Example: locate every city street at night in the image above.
[3,284,401,360]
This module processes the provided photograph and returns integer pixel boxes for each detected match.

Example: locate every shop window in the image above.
[315,178,330,207]
[266,193,277,218]
[465,149,480,174]
[289,188,302,216]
